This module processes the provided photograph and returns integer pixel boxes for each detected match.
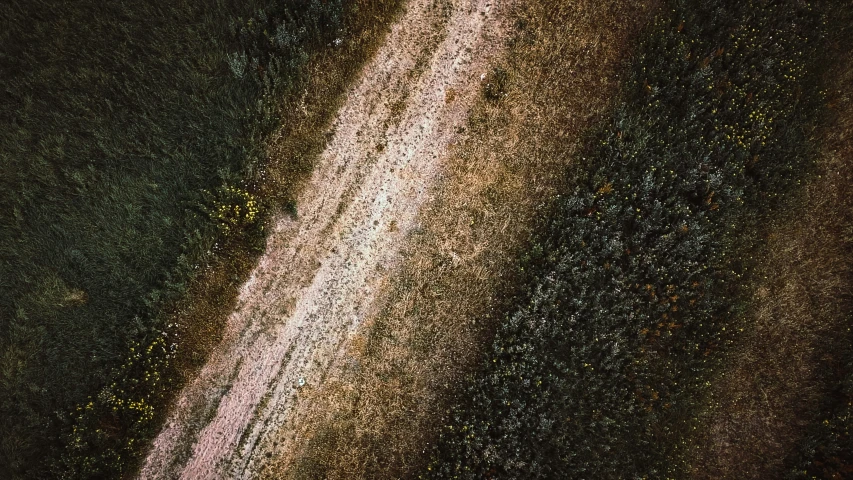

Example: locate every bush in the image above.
[483,67,509,102]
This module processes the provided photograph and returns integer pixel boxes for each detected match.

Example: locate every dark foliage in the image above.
[0,0,343,478]
[425,0,830,478]
[483,67,509,102]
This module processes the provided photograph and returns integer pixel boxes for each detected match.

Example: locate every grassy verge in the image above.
[0,1,403,478]
[258,0,658,478]
[424,0,835,478]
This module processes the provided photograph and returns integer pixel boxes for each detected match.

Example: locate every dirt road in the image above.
[139,0,510,477]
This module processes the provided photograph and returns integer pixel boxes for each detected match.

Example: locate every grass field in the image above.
[425,0,851,478]
[3,0,850,478]
[0,1,402,478]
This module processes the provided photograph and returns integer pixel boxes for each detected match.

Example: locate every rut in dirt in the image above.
[138,0,510,478]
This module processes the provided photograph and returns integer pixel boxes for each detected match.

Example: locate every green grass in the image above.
[423,0,836,477]
[0,0,349,477]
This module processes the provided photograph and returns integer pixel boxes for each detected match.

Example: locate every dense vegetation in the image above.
[0,0,353,477]
[424,0,839,477]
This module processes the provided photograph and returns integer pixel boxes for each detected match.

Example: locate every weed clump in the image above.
[483,67,509,102]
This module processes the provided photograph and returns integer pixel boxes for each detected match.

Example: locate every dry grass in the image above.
[258,1,659,478]
[687,35,853,480]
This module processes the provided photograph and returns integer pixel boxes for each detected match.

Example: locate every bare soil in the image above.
[138,0,510,478]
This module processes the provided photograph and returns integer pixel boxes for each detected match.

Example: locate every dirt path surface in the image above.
[139,0,510,478]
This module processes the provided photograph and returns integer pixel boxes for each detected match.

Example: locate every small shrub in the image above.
[483,67,509,102]
[204,184,265,248]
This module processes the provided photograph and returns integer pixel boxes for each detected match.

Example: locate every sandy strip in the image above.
[139,0,509,477]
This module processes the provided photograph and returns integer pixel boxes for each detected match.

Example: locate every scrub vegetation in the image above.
[425,0,851,478]
[0,0,401,478]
